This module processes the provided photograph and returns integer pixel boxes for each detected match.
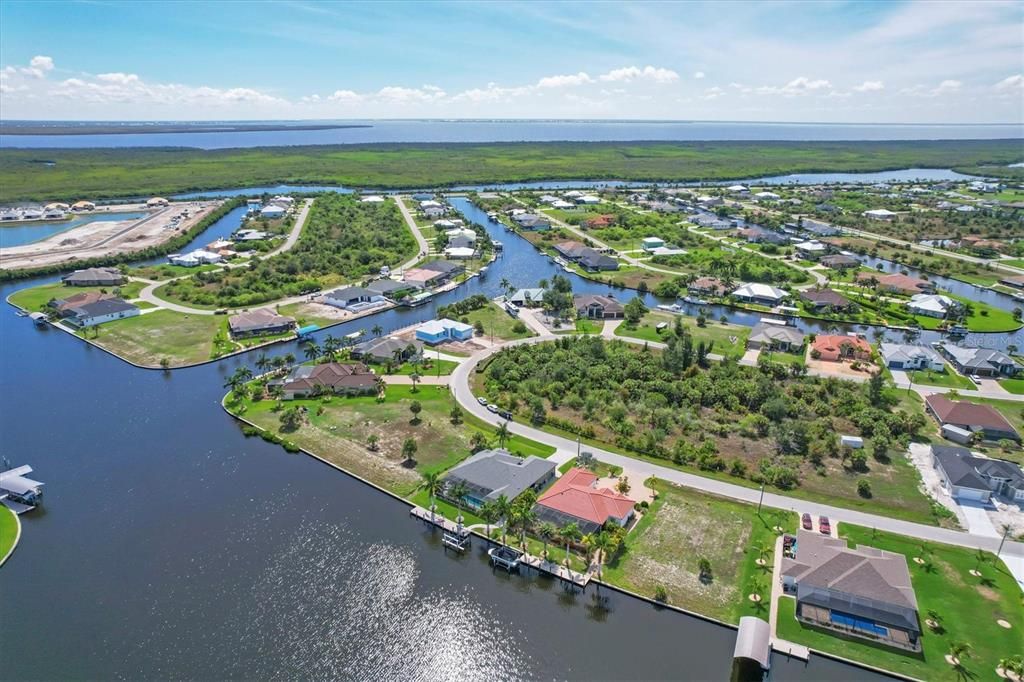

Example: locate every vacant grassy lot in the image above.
[128,263,221,280]
[778,523,1023,682]
[8,280,144,311]
[603,481,795,623]
[615,311,750,358]
[78,309,222,367]
[231,384,554,496]
[460,302,535,341]
[2,140,1019,202]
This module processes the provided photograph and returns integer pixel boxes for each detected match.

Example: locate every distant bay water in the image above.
[0,119,1021,149]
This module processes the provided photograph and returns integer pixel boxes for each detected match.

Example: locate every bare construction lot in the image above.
[0,200,222,271]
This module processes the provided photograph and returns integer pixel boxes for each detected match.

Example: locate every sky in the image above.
[0,0,1022,123]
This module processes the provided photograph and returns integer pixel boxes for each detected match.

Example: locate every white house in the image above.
[444,246,476,259]
[754,191,781,201]
[795,240,829,259]
[731,283,788,306]
[360,195,386,203]
[907,293,957,319]
[63,298,140,328]
[879,343,945,371]
[863,209,897,221]
[551,199,575,209]
[576,195,601,205]
[641,237,665,251]
[169,249,223,267]
[727,185,749,193]
[260,205,286,219]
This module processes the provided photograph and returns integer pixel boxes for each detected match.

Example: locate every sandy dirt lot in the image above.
[0,200,223,271]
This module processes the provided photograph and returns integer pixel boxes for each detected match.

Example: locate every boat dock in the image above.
[0,464,44,514]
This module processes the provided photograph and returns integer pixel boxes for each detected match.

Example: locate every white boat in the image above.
[344,330,364,341]
[657,303,683,313]
[682,296,708,305]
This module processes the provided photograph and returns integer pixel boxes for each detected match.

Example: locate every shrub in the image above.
[857,479,872,498]
[653,585,668,603]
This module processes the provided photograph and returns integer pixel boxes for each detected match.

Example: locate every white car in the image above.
[486,404,499,414]
[477,397,488,406]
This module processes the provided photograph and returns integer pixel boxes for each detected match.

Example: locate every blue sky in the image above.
[1,0,1021,122]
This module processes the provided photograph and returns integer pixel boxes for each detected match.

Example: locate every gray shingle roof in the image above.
[444,449,555,502]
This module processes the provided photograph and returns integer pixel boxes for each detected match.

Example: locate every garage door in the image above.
[954,486,989,502]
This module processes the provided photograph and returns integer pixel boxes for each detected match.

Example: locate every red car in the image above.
[801,513,812,530]
[819,516,831,535]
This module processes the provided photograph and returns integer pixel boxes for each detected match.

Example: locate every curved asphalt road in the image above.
[450,333,1024,585]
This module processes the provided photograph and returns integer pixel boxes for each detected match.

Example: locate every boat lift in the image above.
[0,464,44,514]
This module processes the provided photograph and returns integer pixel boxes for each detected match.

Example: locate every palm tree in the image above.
[255,353,270,373]
[948,641,971,666]
[323,335,341,360]
[391,348,404,368]
[495,421,510,448]
[284,353,295,365]
[417,471,442,524]
[512,492,537,547]
[449,481,469,522]
[493,494,512,545]
[538,522,558,561]
[560,522,581,568]
[479,501,499,544]
[590,532,612,579]
[499,277,512,298]
[371,324,384,338]
[303,341,321,362]
[409,372,422,393]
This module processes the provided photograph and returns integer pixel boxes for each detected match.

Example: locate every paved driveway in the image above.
[958,500,1000,538]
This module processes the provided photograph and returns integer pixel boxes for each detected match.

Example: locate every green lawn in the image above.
[1000,259,1024,270]
[8,280,144,311]
[460,302,535,341]
[384,359,459,376]
[615,311,750,358]
[230,383,554,495]
[907,365,975,390]
[77,309,223,367]
[997,378,1024,394]
[127,263,221,280]
[602,481,795,623]
[947,396,1024,464]
[575,318,602,334]
[0,506,18,562]
[777,523,1023,682]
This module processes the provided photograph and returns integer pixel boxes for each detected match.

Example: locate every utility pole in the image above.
[757,482,765,516]
[997,524,1011,558]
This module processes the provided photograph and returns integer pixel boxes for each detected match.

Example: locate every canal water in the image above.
[0,211,150,248]
[0,189,934,680]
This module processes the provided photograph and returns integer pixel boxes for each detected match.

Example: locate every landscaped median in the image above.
[776,524,1023,682]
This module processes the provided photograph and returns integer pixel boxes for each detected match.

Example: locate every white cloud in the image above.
[598,65,679,83]
[20,54,55,79]
[536,71,593,88]
[97,72,140,85]
[326,89,362,102]
[933,79,961,94]
[693,71,705,79]
[853,80,884,92]
[756,77,833,96]
[994,74,1023,91]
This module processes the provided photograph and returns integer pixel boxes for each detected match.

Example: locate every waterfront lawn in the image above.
[574,318,602,334]
[77,309,222,367]
[615,311,750,358]
[8,281,144,311]
[459,302,535,341]
[276,301,347,329]
[602,481,795,624]
[233,384,554,496]
[0,506,17,561]
[907,365,975,390]
[777,523,1023,682]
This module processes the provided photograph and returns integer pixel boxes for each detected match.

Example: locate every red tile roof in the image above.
[536,468,635,526]
[811,334,871,355]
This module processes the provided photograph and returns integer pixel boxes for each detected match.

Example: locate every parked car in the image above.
[819,516,830,535]
[801,513,812,530]
[486,404,499,414]
[498,410,513,420]
[477,397,488,406]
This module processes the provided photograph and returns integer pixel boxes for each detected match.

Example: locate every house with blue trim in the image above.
[415,318,474,344]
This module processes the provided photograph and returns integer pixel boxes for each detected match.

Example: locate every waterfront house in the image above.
[799,289,852,313]
[998,274,1024,290]
[321,286,387,312]
[754,191,781,202]
[63,298,140,328]
[585,214,617,228]
[811,334,871,362]
[937,343,1021,377]
[71,200,96,211]
[260,204,286,219]
[351,336,423,363]
[415,318,474,345]
[577,248,619,272]
[533,467,635,535]
[878,343,944,371]
[551,199,575,210]
[367,279,421,300]
[799,219,841,238]
[554,241,588,260]
[857,272,935,296]
[863,209,898,221]
[228,308,296,338]
[925,394,1020,442]
[508,288,545,307]
[512,213,551,231]
[61,267,124,287]
[731,283,788,306]
[906,293,958,319]
[747,322,805,352]
[169,249,223,267]
[688,276,729,297]
[422,206,446,219]
[795,240,829,260]
[49,291,116,316]
[781,530,920,652]
[403,268,447,287]
[444,246,476,259]
[442,449,556,510]
[820,255,860,270]
[931,445,1024,502]
[360,195,386,203]
[574,294,624,319]
[419,259,465,281]
[273,362,378,399]
[576,195,601,205]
